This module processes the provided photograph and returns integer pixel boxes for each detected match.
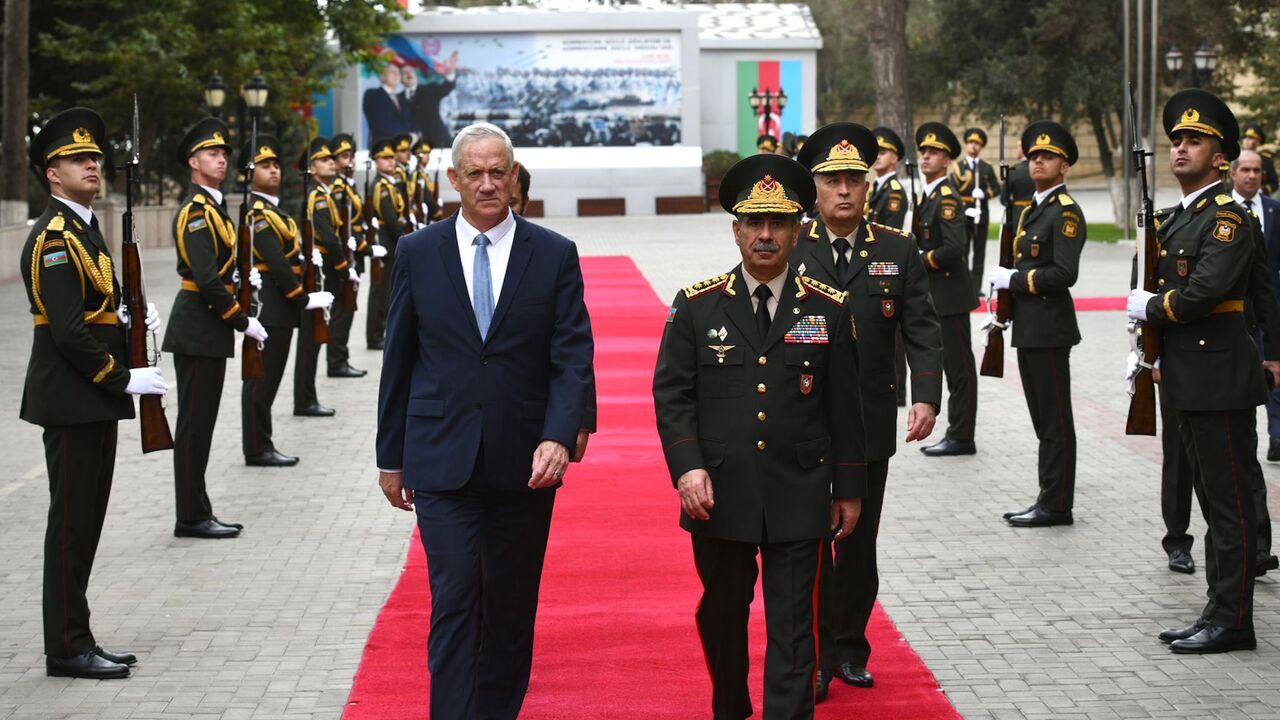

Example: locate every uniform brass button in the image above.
[758,356,767,366]
[1160,249,1168,257]
[859,250,868,258]
[1157,279,1165,287]
[1199,340,1206,346]
[757,440,766,450]
[757,383,767,393]
[757,412,766,421]
[883,288,890,293]
[717,357,724,364]
[1178,249,1185,255]
[819,458,824,464]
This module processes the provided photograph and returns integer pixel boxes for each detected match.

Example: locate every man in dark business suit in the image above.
[401,54,459,149]
[375,122,594,720]
[362,61,410,145]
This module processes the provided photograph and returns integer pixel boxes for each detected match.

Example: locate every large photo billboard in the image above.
[360,32,683,149]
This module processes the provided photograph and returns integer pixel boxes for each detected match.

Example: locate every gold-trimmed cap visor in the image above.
[1021,121,1078,165]
[1163,88,1239,160]
[718,154,816,216]
[30,108,107,169]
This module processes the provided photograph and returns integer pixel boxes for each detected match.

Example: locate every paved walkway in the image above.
[0,213,1277,719]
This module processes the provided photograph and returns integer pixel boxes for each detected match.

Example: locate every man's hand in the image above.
[572,430,591,463]
[348,236,358,251]
[1264,360,1280,388]
[529,440,569,489]
[371,244,389,258]
[988,266,1016,291]
[677,469,714,521]
[1127,289,1155,321]
[830,498,862,541]
[379,471,414,511]
[312,248,323,267]
[904,402,937,442]
[973,187,986,200]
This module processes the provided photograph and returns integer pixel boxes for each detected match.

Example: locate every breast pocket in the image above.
[1158,244,1198,285]
[698,345,745,398]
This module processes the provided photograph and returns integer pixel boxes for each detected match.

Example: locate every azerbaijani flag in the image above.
[737,60,803,157]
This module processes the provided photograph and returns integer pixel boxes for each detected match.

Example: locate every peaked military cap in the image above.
[29,107,106,170]
[303,137,334,167]
[757,134,780,153]
[370,137,397,159]
[872,127,905,159]
[1163,88,1240,160]
[330,133,356,156]
[915,122,960,159]
[1242,121,1266,144]
[178,117,231,165]
[394,133,413,153]
[240,134,282,168]
[718,154,815,216]
[963,127,988,146]
[412,138,433,155]
[794,134,808,154]
[796,122,878,174]
[1021,120,1078,165]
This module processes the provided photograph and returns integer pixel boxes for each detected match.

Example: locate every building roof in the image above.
[695,3,822,49]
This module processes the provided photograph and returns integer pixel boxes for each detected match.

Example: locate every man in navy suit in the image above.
[376,122,594,720]
[362,61,411,145]
[1232,149,1280,462]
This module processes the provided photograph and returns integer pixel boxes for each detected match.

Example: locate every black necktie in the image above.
[833,237,852,286]
[754,284,773,340]
[1246,197,1255,214]
[90,214,100,232]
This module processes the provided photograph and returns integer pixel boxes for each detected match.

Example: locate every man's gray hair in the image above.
[1232,148,1262,171]
[451,123,514,169]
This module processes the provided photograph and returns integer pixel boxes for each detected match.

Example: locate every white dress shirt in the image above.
[53,194,96,228]
[1032,183,1065,206]
[1179,181,1218,210]
[198,184,224,205]
[922,174,947,198]
[874,172,896,192]
[1233,189,1265,237]
[456,209,517,305]
[742,269,788,320]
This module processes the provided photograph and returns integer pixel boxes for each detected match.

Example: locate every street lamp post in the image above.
[204,74,227,118]
[1164,40,1217,88]
[747,86,788,144]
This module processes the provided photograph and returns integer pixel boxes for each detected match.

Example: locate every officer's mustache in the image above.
[750,239,782,253]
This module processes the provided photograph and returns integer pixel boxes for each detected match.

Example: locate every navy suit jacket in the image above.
[362,87,410,144]
[1258,194,1280,304]
[376,213,594,493]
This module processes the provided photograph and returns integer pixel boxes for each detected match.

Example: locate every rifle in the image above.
[121,95,174,453]
[365,156,385,284]
[904,123,921,239]
[301,162,331,344]
[340,165,359,311]
[1125,83,1159,435]
[411,164,427,227]
[980,115,1013,377]
[237,112,265,380]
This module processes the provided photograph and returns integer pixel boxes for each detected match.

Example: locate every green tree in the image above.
[30,0,405,205]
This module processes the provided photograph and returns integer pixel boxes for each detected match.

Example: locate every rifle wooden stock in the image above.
[122,238,174,453]
[339,188,359,312]
[980,214,1015,378]
[301,201,330,344]
[368,221,384,284]
[411,177,426,226]
[238,208,265,380]
[1125,228,1160,436]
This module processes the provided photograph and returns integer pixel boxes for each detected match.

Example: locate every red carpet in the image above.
[344,256,961,719]
[976,296,1125,313]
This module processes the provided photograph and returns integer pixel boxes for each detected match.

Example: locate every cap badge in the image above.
[73,127,92,144]
[1182,108,1200,124]
[1035,133,1052,147]
[827,139,861,162]
[212,131,226,144]
[751,175,785,202]
[924,132,938,145]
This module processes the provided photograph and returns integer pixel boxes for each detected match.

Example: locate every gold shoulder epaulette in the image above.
[252,200,265,211]
[683,273,731,300]
[1058,194,1074,207]
[868,221,909,239]
[1216,193,1234,206]
[890,179,902,191]
[193,194,207,204]
[939,185,954,197]
[47,214,66,232]
[800,275,847,305]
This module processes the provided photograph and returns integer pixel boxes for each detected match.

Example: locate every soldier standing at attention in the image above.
[23,107,166,679]
[1131,90,1265,654]
[240,136,333,466]
[164,117,259,539]
[326,132,369,379]
[988,122,1086,528]
[411,138,442,223]
[952,128,1002,297]
[915,122,982,457]
[294,138,343,417]
[654,154,867,720]
[393,132,415,229]
[791,122,942,701]
[869,127,912,407]
[366,137,407,351]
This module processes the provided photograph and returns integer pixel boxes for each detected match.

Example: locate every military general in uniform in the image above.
[989,121,1086,528]
[653,154,867,720]
[22,108,167,679]
[1129,89,1266,654]
[791,122,943,701]
[164,118,260,539]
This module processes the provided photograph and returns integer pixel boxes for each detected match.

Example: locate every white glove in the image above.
[973,187,986,200]
[126,367,168,396]
[988,266,1016,291]
[370,216,381,230]
[348,236,358,251]
[312,248,323,267]
[249,267,262,290]
[371,244,389,258]
[1124,350,1140,382]
[348,268,359,283]
[305,291,334,310]
[964,206,982,220]
[1127,289,1156,321]
[144,302,161,333]
[241,317,269,342]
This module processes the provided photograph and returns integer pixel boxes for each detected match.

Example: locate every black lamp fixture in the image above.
[1165,41,1216,88]
[242,72,269,117]
[204,74,227,117]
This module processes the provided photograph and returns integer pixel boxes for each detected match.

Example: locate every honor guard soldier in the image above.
[952,128,1002,297]
[411,138,442,223]
[1129,89,1266,654]
[327,133,370,379]
[366,137,408,350]
[792,123,942,701]
[393,132,415,227]
[240,136,334,465]
[988,122,1086,528]
[293,138,343,416]
[1241,122,1278,196]
[915,122,982,456]
[653,154,868,720]
[23,108,165,679]
[164,117,258,539]
[1006,149,1035,211]
[867,127,909,230]
[756,133,780,155]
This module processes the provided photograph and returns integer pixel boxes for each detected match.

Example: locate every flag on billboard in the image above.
[737,59,802,157]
